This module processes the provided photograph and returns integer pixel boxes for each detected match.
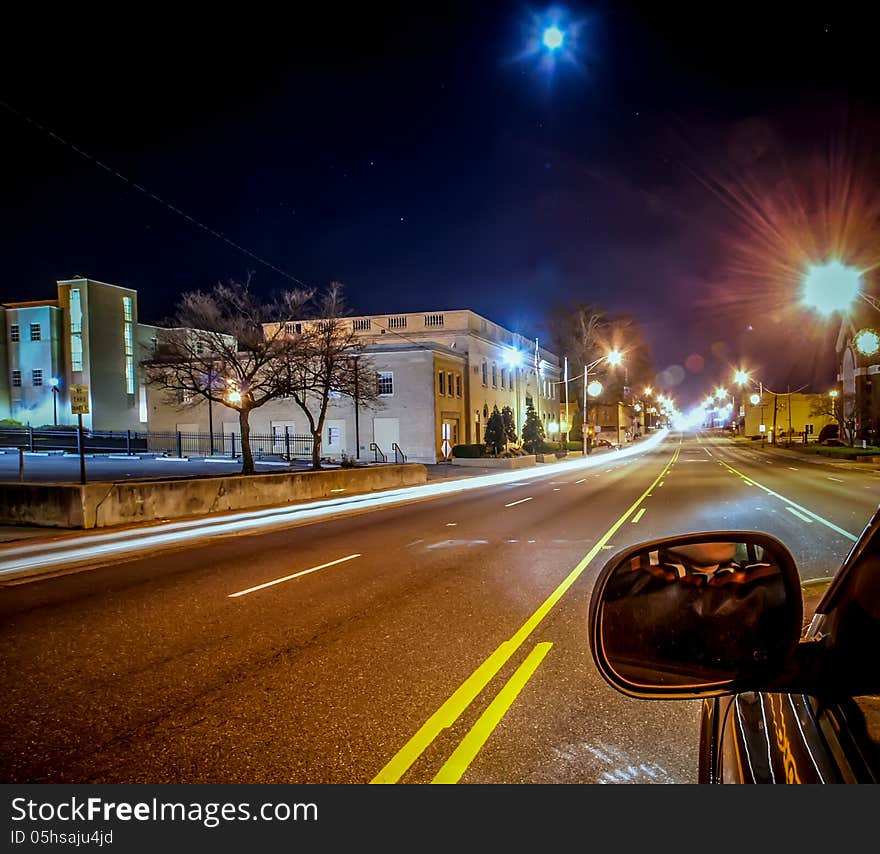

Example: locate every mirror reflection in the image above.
[599,539,791,688]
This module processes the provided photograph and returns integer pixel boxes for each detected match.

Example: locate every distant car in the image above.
[593,438,618,448]
[822,438,847,447]
[588,513,880,783]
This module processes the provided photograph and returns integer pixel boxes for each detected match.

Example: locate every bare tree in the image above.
[276,282,381,470]
[142,274,312,474]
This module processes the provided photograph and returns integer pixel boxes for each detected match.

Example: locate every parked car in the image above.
[594,438,618,449]
[588,508,880,783]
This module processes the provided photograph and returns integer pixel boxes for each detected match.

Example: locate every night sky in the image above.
[3,2,879,409]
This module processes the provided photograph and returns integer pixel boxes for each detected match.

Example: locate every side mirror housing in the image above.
[589,532,804,699]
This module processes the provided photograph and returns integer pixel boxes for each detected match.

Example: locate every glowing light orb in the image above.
[542,26,564,50]
[801,261,863,316]
[587,380,603,397]
[606,349,623,366]
[855,328,880,356]
[750,393,761,405]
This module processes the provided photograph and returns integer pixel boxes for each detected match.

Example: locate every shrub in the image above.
[452,443,485,458]
[817,423,839,443]
[340,452,357,468]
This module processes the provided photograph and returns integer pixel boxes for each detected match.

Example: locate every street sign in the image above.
[70,384,90,415]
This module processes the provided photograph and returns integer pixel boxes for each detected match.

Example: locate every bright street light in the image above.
[801,260,865,316]
[583,350,623,455]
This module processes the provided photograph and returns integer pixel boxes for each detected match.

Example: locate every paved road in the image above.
[1,432,875,784]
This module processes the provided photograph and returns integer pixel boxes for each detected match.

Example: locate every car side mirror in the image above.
[589,532,804,699]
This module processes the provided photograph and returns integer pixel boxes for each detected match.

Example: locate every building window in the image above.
[447,372,454,398]
[30,323,41,341]
[177,387,193,404]
[70,288,83,370]
[327,425,341,445]
[388,316,407,329]
[481,361,487,386]
[352,318,371,331]
[195,339,205,355]
[71,335,83,372]
[10,324,20,342]
[11,370,21,387]
[509,372,514,391]
[492,364,497,387]
[69,288,82,333]
[438,371,446,396]
[424,313,444,327]
[123,296,135,394]
[455,374,462,397]
[32,369,43,386]
[483,404,489,418]
[500,367,506,389]
[285,321,303,335]
[377,371,394,396]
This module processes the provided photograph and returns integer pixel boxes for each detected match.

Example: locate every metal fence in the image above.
[0,427,314,460]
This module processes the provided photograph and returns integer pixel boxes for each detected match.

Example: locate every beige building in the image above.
[1,277,146,430]
[737,391,836,442]
[148,309,563,464]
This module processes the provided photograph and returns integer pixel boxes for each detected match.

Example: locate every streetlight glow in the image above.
[587,380,603,397]
[606,349,623,366]
[801,260,863,316]
[227,390,242,404]
[733,370,749,386]
[749,393,761,405]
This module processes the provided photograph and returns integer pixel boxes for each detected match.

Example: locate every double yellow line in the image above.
[371,446,680,784]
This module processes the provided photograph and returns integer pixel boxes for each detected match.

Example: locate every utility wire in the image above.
[1,98,313,288]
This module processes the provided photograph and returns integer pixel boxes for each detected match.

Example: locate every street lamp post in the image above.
[582,350,622,454]
[49,377,60,426]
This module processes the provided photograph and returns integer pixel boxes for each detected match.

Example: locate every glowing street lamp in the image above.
[800,260,866,317]
[49,376,60,426]
[227,389,242,405]
[583,350,622,455]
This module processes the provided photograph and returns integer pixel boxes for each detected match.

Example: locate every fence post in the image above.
[28,426,34,452]
[176,431,183,458]
[231,432,236,458]
[285,426,291,461]
[126,429,132,456]
[19,447,24,482]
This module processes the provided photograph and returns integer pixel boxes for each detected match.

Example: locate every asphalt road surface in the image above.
[1,432,876,784]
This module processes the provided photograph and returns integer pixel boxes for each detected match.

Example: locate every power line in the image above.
[1,98,314,289]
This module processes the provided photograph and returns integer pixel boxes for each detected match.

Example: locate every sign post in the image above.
[70,385,90,485]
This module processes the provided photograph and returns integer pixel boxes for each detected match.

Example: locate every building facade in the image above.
[1,277,148,430]
[148,309,563,464]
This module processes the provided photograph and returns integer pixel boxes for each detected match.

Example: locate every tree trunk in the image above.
[239,408,254,475]
[310,429,323,470]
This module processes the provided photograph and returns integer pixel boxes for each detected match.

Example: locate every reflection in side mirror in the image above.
[589,533,804,698]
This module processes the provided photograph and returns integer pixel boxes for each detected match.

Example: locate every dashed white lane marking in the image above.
[785,507,813,523]
[229,553,362,598]
[505,497,534,507]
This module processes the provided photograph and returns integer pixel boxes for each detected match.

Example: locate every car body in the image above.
[588,508,880,783]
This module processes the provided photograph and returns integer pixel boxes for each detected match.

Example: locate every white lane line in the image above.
[788,467,799,471]
[446,522,457,527]
[721,463,857,541]
[785,507,813,524]
[228,553,361,598]
[575,478,587,484]
[631,508,646,524]
[505,497,534,507]
[827,477,844,483]
[553,488,561,491]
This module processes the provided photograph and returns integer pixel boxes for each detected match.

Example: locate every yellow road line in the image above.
[432,642,553,784]
[631,508,646,524]
[370,446,679,784]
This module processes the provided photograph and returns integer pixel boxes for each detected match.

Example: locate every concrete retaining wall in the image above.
[0,464,427,530]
